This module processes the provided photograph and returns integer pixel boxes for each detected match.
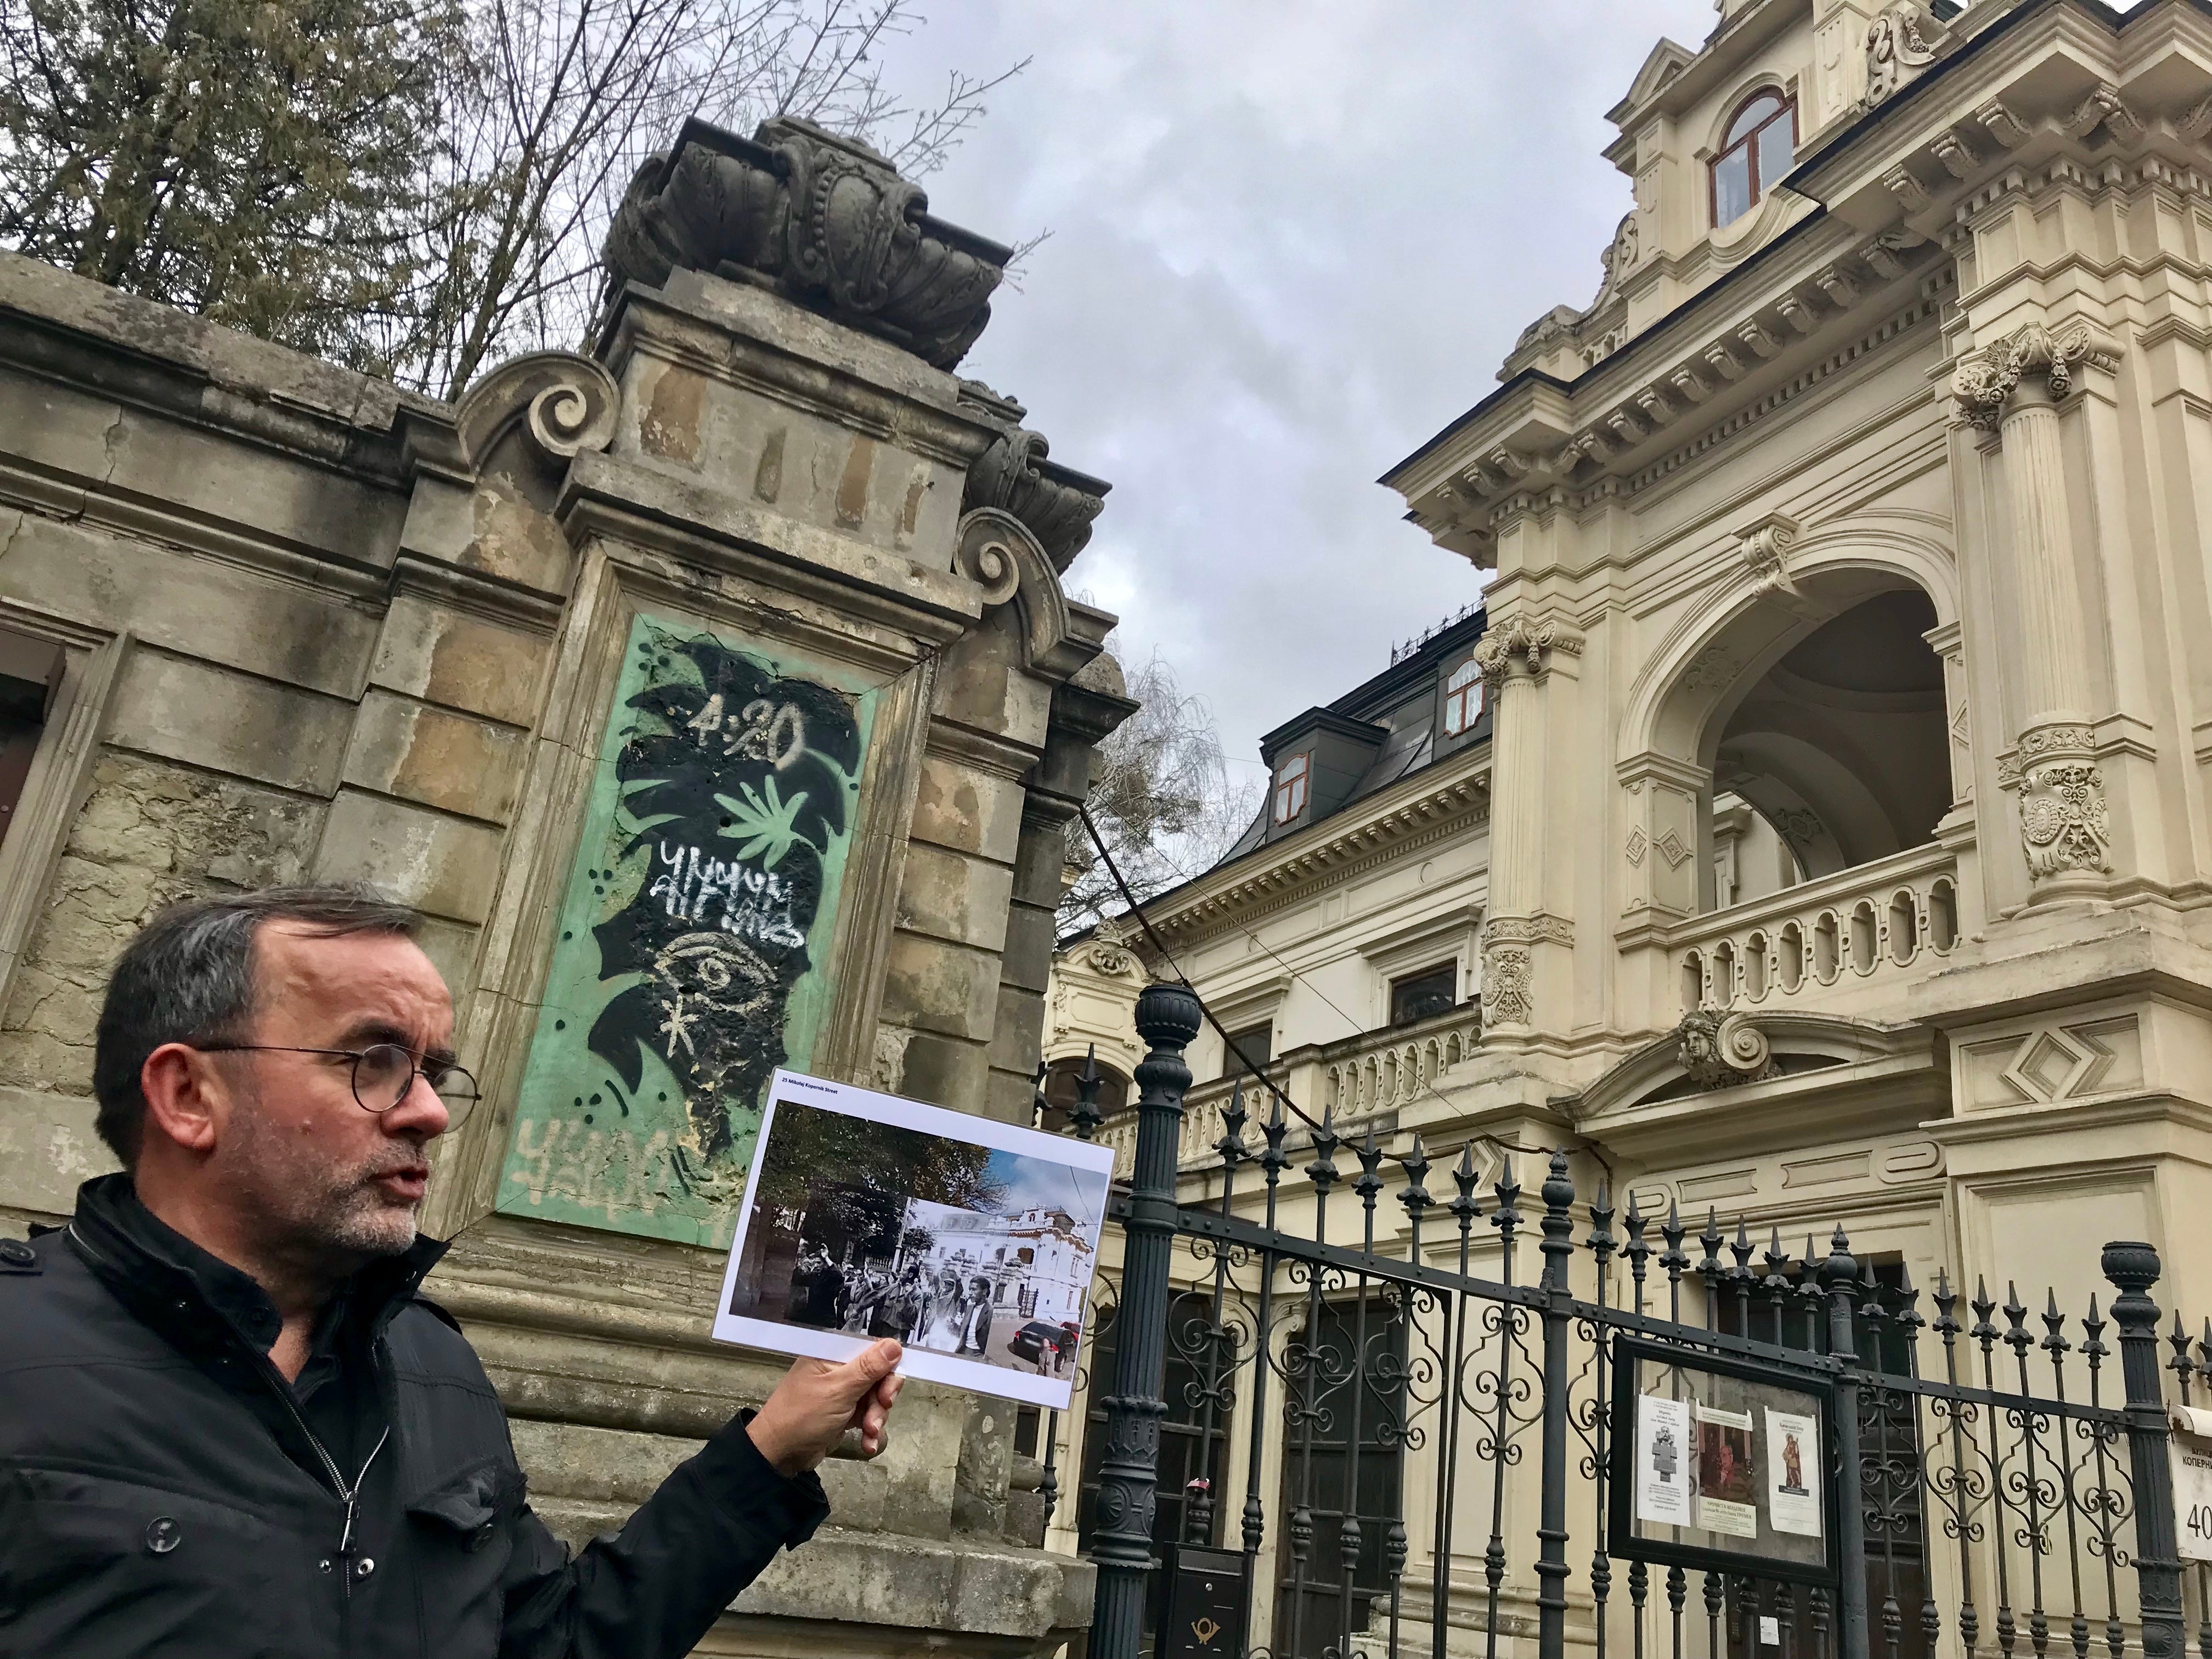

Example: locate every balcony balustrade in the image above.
[1093,1001,1483,1179]
[1672,840,1960,1012]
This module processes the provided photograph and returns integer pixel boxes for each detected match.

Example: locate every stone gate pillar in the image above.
[411,116,1132,1656]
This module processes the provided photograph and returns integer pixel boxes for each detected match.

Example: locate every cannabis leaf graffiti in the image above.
[714,777,815,870]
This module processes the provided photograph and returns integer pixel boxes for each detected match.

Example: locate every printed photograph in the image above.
[713,1069,1115,1409]
[1697,1412,1756,1508]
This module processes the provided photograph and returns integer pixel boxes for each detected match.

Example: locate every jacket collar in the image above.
[69,1173,449,1361]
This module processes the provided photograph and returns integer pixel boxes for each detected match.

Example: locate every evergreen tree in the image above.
[0,0,462,375]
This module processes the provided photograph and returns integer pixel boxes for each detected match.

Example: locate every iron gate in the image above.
[1043,981,2198,1659]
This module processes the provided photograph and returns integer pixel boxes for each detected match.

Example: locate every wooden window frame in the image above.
[1272,751,1310,825]
[1442,657,1483,737]
[1709,90,1797,228]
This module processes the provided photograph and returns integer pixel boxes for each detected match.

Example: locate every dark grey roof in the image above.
[1218,604,1491,863]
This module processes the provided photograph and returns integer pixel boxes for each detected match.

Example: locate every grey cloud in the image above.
[887,1,1718,767]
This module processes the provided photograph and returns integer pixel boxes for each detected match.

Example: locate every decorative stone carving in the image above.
[453,351,620,469]
[1883,166,1933,214]
[1860,231,1923,280]
[1626,828,1647,866]
[1087,915,1137,976]
[1474,613,1584,692]
[1737,320,1782,359]
[952,507,1026,605]
[601,116,1007,370]
[2179,94,2212,143]
[2064,84,2145,145]
[1813,266,1860,309]
[1863,3,1946,108]
[1482,944,1533,1026]
[1736,512,1802,595]
[1978,101,2030,149]
[1488,913,1575,947]
[1951,321,2112,430]
[961,422,1109,570]
[2016,726,2114,878]
[1776,295,1822,336]
[1683,645,1741,692]
[1930,131,1979,181]
[1676,1008,1778,1091]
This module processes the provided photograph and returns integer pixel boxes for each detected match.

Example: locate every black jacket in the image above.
[0,1176,829,1658]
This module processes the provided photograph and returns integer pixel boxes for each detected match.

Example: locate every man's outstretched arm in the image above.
[498,1339,904,1659]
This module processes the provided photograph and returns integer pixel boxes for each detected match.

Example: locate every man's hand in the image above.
[746,1339,904,1477]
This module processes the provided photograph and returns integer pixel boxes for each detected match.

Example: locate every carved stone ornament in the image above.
[951,508,1026,606]
[1482,944,1533,1027]
[452,351,620,470]
[1951,321,2112,431]
[601,115,1008,370]
[1735,512,1802,595]
[1675,1008,1778,1091]
[1473,613,1585,693]
[1088,914,1136,975]
[1863,3,1946,109]
[2016,726,2113,879]
[960,423,1109,570]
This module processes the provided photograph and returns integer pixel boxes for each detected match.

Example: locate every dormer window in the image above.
[1442,658,1483,737]
[1272,752,1310,824]
[1712,91,1795,227]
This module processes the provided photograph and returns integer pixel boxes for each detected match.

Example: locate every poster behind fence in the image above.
[1635,1395,1693,1527]
[1695,1403,1757,1538]
[1764,1407,1821,1538]
[712,1069,1116,1409]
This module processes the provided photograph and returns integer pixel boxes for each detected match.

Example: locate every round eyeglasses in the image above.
[194,1042,481,1131]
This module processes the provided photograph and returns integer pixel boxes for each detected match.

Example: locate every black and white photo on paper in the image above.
[712,1069,1114,1409]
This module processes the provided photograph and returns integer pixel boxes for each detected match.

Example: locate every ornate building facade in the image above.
[1045,0,2212,1650]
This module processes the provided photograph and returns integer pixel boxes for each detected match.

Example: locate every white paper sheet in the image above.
[1764,1406,1822,1538]
[1634,1395,1694,1527]
[2172,1413,2212,1564]
[710,1068,1115,1409]
[1696,1403,1757,1538]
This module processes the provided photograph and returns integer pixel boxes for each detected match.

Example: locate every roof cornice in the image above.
[1384,0,2212,557]
[1145,742,1492,949]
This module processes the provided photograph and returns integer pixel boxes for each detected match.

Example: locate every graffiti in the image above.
[496,616,874,1248]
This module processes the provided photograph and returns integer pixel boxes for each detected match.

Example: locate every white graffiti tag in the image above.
[649,842,806,949]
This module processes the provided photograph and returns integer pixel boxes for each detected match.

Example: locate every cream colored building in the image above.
[1045,0,2212,1651]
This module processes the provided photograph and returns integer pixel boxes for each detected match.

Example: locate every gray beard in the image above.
[223,1094,421,1266]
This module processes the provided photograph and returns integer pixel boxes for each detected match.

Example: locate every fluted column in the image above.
[1475,613,1581,1034]
[1953,321,2115,902]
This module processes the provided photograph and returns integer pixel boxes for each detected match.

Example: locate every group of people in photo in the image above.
[787,1246,989,1355]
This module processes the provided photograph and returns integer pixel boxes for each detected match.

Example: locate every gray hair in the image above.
[93,885,419,1170]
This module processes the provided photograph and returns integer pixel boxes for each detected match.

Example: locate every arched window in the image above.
[1711,91,1796,227]
[1442,657,1483,736]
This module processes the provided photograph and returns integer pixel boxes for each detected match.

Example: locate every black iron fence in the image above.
[1040,982,2197,1659]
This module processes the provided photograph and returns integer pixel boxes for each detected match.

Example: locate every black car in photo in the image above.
[1008,1320,1064,1363]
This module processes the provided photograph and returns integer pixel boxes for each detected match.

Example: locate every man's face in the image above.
[211,923,454,1267]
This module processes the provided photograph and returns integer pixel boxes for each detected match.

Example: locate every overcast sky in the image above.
[879,1,1718,778]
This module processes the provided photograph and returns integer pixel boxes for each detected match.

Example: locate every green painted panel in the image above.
[496,614,877,1248]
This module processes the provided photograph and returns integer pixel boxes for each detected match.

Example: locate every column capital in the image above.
[1951,318,2120,431]
[1474,611,1585,693]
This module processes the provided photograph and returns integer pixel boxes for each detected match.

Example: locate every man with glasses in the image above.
[0,886,904,1658]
